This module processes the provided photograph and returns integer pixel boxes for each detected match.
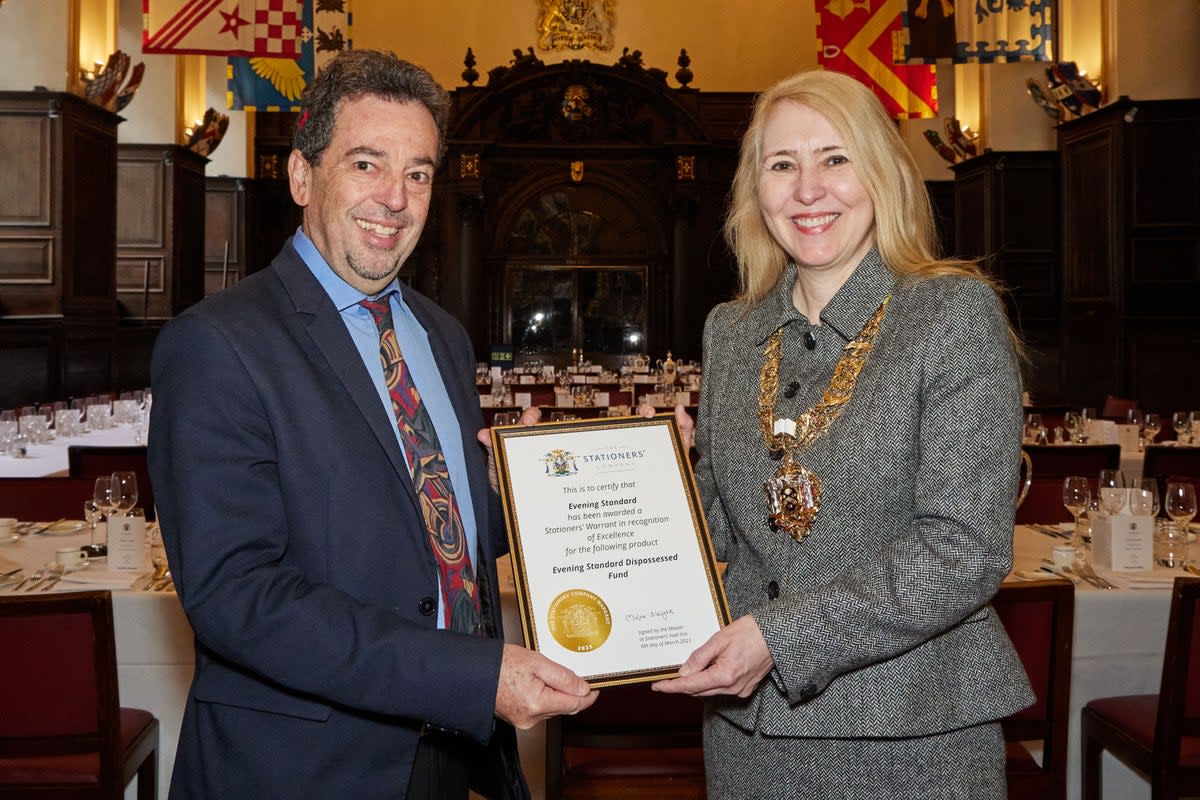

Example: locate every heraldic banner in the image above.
[817,0,938,120]
[227,0,350,111]
[901,0,1054,63]
[144,0,304,56]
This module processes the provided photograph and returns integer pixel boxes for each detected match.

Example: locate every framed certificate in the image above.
[492,414,730,687]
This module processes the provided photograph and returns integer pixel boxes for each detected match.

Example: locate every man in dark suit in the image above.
[148,50,595,799]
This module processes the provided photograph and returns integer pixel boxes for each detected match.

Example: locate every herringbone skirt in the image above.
[703,713,1005,800]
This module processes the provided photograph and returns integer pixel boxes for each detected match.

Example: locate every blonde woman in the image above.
[652,70,1033,799]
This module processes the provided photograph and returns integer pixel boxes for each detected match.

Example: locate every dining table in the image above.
[2,518,1182,800]
[0,423,143,479]
[1010,523,1181,800]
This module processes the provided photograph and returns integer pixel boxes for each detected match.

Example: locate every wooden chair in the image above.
[545,682,705,800]
[67,446,154,521]
[1081,577,1200,799]
[993,579,1075,800]
[1143,445,1200,487]
[0,591,159,799]
[1015,445,1121,524]
[0,477,103,521]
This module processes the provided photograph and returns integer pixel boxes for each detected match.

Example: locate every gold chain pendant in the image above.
[758,295,890,541]
[764,452,822,540]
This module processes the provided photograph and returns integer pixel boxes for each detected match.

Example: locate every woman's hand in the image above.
[637,402,695,451]
[650,615,773,698]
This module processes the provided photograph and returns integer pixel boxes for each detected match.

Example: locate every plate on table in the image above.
[40,520,86,536]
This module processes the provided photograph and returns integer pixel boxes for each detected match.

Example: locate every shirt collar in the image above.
[292,227,401,310]
[753,248,896,345]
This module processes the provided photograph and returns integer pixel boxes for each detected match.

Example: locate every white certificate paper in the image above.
[493,415,729,687]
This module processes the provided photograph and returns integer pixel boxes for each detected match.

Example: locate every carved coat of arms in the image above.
[537,0,615,51]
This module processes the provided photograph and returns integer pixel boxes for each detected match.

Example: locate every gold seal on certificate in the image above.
[548,589,612,652]
[492,414,730,687]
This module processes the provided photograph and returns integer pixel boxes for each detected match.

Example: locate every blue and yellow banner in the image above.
[227,0,351,111]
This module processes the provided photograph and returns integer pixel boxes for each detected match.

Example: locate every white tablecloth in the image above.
[1011,525,1174,800]
[10,524,1164,800]
[0,425,143,478]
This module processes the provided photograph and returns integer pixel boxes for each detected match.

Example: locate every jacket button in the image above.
[418,597,436,616]
[767,580,780,599]
[798,681,818,702]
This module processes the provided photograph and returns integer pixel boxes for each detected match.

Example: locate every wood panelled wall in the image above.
[0,92,120,408]
[1,81,1197,411]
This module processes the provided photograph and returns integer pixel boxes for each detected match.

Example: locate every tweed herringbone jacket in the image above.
[695,249,1035,738]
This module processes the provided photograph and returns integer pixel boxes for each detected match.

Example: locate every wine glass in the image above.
[1130,477,1159,517]
[85,476,114,558]
[1098,469,1127,516]
[1166,482,1197,534]
[1063,476,1091,548]
[1143,412,1162,444]
[83,499,101,554]
[1063,411,1083,444]
[1024,413,1044,443]
[111,471,138,516]
[1173,411,1192,443]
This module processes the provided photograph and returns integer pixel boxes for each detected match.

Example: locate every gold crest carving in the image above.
[675,155,696,181]
[537,0,615,52]
[459,153,481,179]
[562,85,592,121]
[570,160,585,182]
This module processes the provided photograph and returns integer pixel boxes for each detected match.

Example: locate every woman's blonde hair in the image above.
[725,69,991,305]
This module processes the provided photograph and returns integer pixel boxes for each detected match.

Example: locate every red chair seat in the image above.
[1082,578,1200,798]
[0,593,159,799]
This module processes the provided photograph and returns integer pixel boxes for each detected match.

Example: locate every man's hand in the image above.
[650,615,773,698]
[636,402,695,451]
[478,407,542,493]
[495,644,598,729]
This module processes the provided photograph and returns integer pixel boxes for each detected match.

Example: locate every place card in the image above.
[107,513,146,574]
[1091,512,1154,572]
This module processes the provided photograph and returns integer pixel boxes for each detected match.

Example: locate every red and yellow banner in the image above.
[816,0,938,119]
[144,0,303,57]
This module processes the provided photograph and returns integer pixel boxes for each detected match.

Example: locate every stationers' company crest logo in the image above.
[542,448,579,477]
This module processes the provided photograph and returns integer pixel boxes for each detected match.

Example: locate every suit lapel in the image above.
[270,244,420,513]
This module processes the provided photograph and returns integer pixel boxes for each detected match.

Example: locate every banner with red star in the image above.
[816,0,938,120]
[143,0,303,57]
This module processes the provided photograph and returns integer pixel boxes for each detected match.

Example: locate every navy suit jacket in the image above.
[149,241,526,799]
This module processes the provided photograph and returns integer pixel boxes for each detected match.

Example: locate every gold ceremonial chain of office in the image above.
[758,295,890,540]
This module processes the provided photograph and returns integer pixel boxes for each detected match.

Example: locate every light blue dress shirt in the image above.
[293,229,478,629]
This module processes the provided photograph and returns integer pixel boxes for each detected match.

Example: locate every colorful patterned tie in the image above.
[359,296,483,635]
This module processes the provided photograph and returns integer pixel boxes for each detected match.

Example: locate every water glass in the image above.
[1155,519,1187,568]
[88,402,112,430]
[55,408,75,438]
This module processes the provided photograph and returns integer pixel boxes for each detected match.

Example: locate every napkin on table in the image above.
[1094,566,1184,590]
[0,554,21,577]
[56,569,139,590]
